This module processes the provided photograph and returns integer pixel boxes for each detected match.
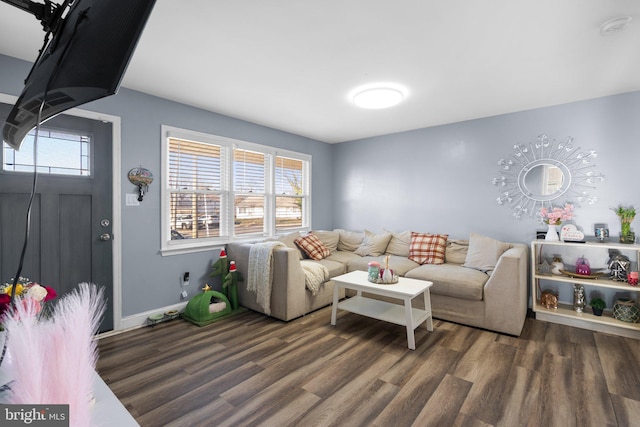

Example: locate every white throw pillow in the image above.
[335,229,364,252]
[355,230,392,257]
[312,230,340,253]
[385,230,411,257]
[462,233,511,273]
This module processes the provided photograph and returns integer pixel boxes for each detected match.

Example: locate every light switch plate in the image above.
[126,193,140,206]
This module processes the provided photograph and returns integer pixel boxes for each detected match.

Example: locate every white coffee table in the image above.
[331,270,433,350]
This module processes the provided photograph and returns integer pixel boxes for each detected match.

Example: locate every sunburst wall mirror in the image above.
[492,134,605,219]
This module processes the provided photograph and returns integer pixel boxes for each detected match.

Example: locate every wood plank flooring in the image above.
[96,306,640,427]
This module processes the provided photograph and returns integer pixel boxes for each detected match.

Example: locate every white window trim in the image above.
[160,125,311,256]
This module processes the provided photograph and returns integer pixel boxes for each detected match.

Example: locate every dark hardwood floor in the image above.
[97,306,640,427]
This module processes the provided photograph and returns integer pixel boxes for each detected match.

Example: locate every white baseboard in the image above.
[99,301,189,338]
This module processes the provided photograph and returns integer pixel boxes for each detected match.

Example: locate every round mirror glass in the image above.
[523,164,564,197]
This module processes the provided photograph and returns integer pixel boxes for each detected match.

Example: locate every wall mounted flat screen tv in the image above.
[2,0,156,150]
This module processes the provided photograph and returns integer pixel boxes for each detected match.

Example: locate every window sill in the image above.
[161,241,227,257]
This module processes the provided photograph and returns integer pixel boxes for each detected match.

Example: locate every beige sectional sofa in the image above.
[226,229,528,336]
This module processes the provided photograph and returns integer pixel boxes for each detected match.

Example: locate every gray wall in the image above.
[333,92,640,245]
[0,54,334,317]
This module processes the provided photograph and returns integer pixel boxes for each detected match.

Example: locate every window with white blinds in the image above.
[233,149,266,237]
[275,156,306,231]
[167,137,225,240]
[162,126,311,254]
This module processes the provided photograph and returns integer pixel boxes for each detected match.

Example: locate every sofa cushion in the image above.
[313,230,340,253]
[385,230,411,257]
[313,258,347,279]
[445,239,469,264]
[295,233,331,260]
[346,255,384,273]
[325,250,362,266]
[354,230,392,256]
[268,231,305,259]
[462,232,511,273]
[335,229,364,252]
[405,264,488,301]
[409,232,448,265]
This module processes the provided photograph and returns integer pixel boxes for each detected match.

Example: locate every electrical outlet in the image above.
[181,290,188,299]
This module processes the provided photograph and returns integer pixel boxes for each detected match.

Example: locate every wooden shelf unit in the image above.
[531,239,640,339]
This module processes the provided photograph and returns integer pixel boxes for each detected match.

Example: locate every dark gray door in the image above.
[0,104,113,332]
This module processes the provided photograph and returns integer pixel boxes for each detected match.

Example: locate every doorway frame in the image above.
[0,93,123,331]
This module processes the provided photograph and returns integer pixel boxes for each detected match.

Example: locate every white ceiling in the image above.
[0,0,639,143]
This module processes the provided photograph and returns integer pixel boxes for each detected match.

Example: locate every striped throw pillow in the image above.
[295,232,331,260]
[409,232,449,265]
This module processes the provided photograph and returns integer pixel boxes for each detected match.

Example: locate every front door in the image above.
[0,103,114,332]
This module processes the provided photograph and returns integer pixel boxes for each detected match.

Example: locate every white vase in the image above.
[545,224,559,241]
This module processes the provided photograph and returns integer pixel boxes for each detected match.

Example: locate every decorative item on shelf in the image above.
[612,298,640,323]
[612,204,636,244]
[594,223,609,242]
[127,166,153,202]
[560,224,585,242]
[536,260,552,275]
[545,224,559,241]
[539,290,559,309]
[573,284,586,313]
[589,297,606,316]
[607,249,630,282]
[539,204,574,241]
[551,256,564,275]
[367,261,380,282]
[575,257,591,276]
[628,271,639,286]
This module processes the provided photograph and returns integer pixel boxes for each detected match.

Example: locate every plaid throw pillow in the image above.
[409,232,449,265]
[295,233,331,260]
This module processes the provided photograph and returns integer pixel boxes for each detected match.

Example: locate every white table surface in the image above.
[0,366,138,426]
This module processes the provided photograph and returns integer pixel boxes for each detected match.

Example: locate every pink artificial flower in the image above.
[539,203,574,225]
[43,286,57,302]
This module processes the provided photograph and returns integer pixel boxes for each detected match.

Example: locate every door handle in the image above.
[100,233,112,241]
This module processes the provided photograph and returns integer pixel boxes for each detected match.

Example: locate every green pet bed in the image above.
[183,290,239,326]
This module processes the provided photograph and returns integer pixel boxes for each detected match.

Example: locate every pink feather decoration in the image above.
[4,283,105,427]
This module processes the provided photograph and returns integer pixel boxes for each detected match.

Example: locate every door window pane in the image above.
[3,128,90,176]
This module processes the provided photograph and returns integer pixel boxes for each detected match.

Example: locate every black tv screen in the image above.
[2,0,156,150]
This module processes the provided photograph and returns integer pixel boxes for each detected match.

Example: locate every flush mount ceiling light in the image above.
[600,16,632,35]
[351,84,406,109]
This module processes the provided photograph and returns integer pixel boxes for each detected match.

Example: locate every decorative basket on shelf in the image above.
[612,298,640,323]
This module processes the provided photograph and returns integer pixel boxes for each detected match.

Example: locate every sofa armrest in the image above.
[483,243,528,335]
[227,242,307,321]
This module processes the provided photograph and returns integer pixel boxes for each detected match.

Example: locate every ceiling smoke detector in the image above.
[600,16,632,35]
